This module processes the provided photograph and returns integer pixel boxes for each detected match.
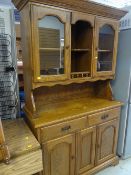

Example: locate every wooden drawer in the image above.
[87,108,120,127]
[41,117,87,142]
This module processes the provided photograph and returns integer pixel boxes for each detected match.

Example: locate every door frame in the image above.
[96,119,119,165]
[31,5,71,83]
[93,17,119,78]
[71,12,95,77]
[43,134,75,175]
[76,127,96,174]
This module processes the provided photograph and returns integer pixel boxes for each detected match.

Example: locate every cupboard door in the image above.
[76,127,96,174]
[96,119,119,165]
[94,17,119,77]
[71,12,94,79]
[31,5,71,82]
[43,134,75,175]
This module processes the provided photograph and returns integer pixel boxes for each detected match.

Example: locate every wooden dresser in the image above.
[12,0,127,175]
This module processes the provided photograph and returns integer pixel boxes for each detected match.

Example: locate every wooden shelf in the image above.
[98,49,112,53]
[71,72,90,75]
[72,49,91,52]
[40,48,61,51]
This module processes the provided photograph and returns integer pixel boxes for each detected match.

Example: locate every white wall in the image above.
[91,0,131,8]
[1,0,131,9]
[0,0,14,7]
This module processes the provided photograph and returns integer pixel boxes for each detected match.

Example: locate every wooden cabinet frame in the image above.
[12,1,126,175]
[71,12,95,26]
[31,6,120,84]
[96,119,119,165]
[43,134,75,175]
[71,12,95,78]
[93,17,119,77]
[31,5,71,83]
[76,127,96,174]
[41,114,120,175]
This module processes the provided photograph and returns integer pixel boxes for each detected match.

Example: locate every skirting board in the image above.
[82,156,119,175]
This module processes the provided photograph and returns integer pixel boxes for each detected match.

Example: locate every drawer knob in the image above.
[101,114,109,120]
[66,45,70,49]
[61,125,71,132]
[71,155,75,160]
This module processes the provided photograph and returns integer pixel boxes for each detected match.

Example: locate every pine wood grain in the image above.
[11,1,124,175]
[0,150,43,175]
[96,119,119,165]
[43,134,75,175]
[2,119,40,158]
[76,127,96,174]
[25,97,122,128]
[0,119,43,175]
[12,0,127,20]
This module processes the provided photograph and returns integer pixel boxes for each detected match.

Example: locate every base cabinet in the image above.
[42,134,75,175]
[76,127,96,174]
[40,108,120,175]
[96,119,119,165]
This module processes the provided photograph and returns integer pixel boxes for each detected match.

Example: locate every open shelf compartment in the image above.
[71,20,93,78]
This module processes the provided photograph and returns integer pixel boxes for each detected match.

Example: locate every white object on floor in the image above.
[96,158,131,175]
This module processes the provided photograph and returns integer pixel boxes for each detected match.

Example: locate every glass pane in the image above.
[97,24,115,72]
[38,16,64,75]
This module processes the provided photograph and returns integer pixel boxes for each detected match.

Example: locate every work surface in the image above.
[3,119,40,157]
[29,97,122,128]
[0,119,43,175]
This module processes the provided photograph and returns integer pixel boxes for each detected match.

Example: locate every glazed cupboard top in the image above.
[12,0,127,88]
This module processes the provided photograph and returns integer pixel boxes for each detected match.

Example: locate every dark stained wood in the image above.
[12,0,127,20]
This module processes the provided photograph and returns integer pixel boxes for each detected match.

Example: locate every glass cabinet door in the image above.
[94,18,119,77]
[32,6,71,82]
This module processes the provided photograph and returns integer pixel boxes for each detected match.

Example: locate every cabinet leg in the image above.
[112,158,119,166]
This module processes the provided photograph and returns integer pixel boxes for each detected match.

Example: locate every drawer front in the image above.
[41,117,87,142]
[88,108,120,127]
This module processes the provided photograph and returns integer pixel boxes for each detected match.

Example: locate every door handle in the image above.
[61,125,71,132]
[71,155,75,160]
[101,114,109,120]
[66,45,70,49]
